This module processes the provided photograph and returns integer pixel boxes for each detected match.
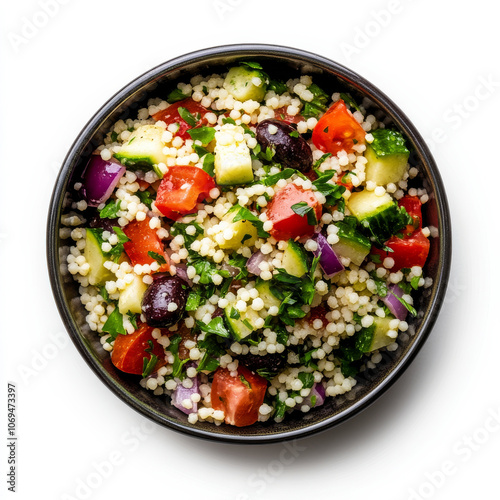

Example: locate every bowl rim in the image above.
[47,43,452,444]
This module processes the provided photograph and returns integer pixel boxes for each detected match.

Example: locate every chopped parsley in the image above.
[291,201,318,225]
[187,126,215,144]
[300,83,329,118]
[178,106,197,127]
[102,307,126,342]
[99,199,121,219]
[147,251,166,265]
[369,129,410,158]
[228,204,270,238]
[167,88,190,103]
[136,190,154,209]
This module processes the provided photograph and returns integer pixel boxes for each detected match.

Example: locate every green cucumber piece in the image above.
[358,316,397,353]
[214,124,254,185]
[224,306,260,341]
[332,221,371,266]
[84,229,114,286]
[118,274,148,315]
[114,125,168,177]
[255,281,281,310]
[223,65,268,102]
[347,190,406,243]
[282,240,308,277]
[365,129,409,185]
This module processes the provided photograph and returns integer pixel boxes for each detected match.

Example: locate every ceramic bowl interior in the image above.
[47,44,451,443]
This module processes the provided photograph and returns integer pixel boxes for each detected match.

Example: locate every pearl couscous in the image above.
[62,61,433,427]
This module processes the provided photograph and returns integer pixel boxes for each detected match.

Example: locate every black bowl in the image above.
[47,44,451,443]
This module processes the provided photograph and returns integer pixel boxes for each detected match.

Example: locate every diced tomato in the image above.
[152,98,210,140]
[123,217,169,271]
[111,323,166,375]
[155,166,216,220]
[398,195,423,236]
[266,183,322,241]
[371,230,430,271]
[308,305,328,328]
[273,106,304,125]
[312,99,366,156]
[211,365,268,427]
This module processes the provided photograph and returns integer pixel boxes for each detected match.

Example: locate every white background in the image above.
[1,1,499,499]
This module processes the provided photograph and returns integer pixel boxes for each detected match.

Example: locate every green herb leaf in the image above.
[229,204,270,238]
[291,201,318,225]
[391,292,417,317]
[239,374,251,389]
[313,153,332,169]
[411,275,421,290]
[167,88,190,104]
[148,251,166,265]
[262,167,296,186]
[222,117,237,125]
[268,79,288,94]
[187,126,216,144]
[300,83,329,119]
[289,130,300,138]
[102,307,126,342]
[142,353,158,378]
[196,317,231,338]
[239,61,264,70]
[178,106,197,127]
[202,153,215,177]
[339,93,361,112]
[298,372,315,389]
[136,190,154,209]
[99,199,121,219]
[369,129,410,158]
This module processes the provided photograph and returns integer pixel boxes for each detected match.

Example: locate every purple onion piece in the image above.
[81,155,125,207]
[221,262,240,277]
[246,250,268,275]
[171,375,200,415]
[381,284,408,321]
[312,232,344,278]
[302,383,326,408]
[175,264,193,287]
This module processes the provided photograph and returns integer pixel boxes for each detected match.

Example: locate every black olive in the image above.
[256,118,313,172]
[141,275,190,328]
[238,352,286,373]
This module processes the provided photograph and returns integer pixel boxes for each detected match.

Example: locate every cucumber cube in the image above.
[118,274,148,315]
[114,125,168,177]
[223,65,267,102]
[281,240,308,277]
[214,124,254,186]
[84,229,114,286]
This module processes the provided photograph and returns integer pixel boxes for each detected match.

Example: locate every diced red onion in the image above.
[302,383,326,408]
[246,250,268,275]
[171,375,200,415]
[312,233,344,278]
[221,262,240,277]
[381,284,408,321]
[81,155,125,207]
[175,264,193,287]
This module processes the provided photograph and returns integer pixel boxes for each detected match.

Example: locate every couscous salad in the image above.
[61,61,432,427]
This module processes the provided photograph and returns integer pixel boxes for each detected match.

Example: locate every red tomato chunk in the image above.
[312,99,366,156]
[211,365,268,427]
[123,217,170,271]
[152,98,210,140]
[112,323,166,375]
[267,183,322,241]
[155,166,216,221]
